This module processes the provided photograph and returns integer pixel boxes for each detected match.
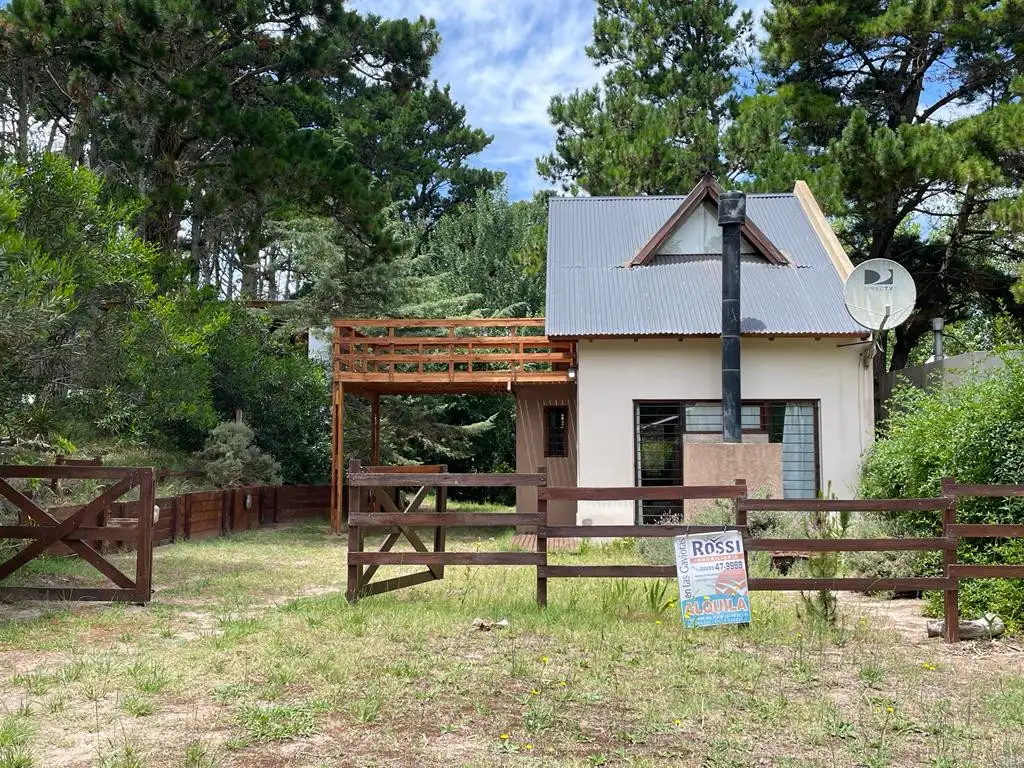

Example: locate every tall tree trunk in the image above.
[141,126,188,279]
[63,100,92,166]
[16,60,30,165]
[239,216,263,299]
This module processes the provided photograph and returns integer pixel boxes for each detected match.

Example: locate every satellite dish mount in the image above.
[843,259,917,368]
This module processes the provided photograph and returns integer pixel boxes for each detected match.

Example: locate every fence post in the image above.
[433,464,448,579]
[733,478,749,561]
[733,479,749,626]
[346,459,363,603]
[941,477,960,643]
[536,466,548,607]
[136,468,155,604]
[170,497,179,544]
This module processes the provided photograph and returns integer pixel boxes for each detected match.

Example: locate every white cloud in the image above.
[352,0,600,199]
[352,0,772,199]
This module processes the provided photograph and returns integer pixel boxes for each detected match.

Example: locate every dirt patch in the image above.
[840,593,936,643]
[0,649,68,681]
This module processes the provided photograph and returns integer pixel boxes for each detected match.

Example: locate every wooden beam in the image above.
[0,587,139,602]
[349,552,544,566]
[540,485,746,501]
[333,318,546,329]
[351,513,540,527]
[0,474,139,588]
[542,525,746,538]
[738,497,952,512]
[369,394,380,466]
[947,524,1024,537]
[331,381,344,534]
[541,565,675,578]
[948,564,1024,578]
[0,465,145,480]
[793,180,854,280]
[744,537,956,552]
[748,577,954,591]
[357,570,439,598]
[348,472,546,488]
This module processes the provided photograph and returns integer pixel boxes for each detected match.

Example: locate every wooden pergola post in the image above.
[370,394,381,466]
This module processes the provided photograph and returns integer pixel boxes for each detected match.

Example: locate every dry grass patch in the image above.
[0,523,1022,766]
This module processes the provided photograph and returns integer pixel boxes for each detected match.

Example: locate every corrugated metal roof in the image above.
[545,193,865,337]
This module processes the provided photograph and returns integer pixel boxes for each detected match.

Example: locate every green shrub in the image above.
[860,350,1024,627]
[196,421,282,488]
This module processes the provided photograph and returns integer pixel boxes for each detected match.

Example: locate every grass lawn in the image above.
[0,523,1023,767]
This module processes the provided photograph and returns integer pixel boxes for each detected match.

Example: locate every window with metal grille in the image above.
[545,406,569,458]
[634,401,819,524]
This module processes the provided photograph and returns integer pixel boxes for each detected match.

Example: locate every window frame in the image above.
[633,399,822,523]
[544,405,569,458]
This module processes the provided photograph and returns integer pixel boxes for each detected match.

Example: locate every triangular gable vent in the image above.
[627,173,789,267]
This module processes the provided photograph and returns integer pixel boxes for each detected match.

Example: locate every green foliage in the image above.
[235,702,320,742]
[542,0,1024,369]
[861,352,1024,625]
[0,155,154,438]
[196,422,282,489]
[539,0,753,194]
[797,487,851,627]
[421,187,547,316]
[207,307,330,484]
[745,0,1024,369]
[643,579,677,615]
[0,0,505,483]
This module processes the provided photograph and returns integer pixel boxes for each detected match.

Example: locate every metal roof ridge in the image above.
[551,192,798,202]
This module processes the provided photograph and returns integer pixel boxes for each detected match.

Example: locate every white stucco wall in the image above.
[575,337,874,524]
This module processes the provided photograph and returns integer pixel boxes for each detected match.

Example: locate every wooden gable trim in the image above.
[627,174,789,267]
[792,180,854,280]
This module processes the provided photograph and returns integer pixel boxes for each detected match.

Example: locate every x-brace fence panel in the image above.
[0,465,155,603]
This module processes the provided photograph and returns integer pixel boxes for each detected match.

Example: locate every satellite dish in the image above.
[843,259,916,331]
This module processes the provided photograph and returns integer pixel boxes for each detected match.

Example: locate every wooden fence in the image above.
[40,484,330,551]
[0,465,155,603]
[345,463,1024,643]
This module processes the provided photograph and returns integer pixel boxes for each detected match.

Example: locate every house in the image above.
[329,176,874,532]
[514,175,873,526]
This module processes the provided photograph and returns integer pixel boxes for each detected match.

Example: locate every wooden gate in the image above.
[345,460,544,600]
[0,465,155,603]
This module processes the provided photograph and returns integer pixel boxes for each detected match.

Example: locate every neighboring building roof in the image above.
[544,185,866,337]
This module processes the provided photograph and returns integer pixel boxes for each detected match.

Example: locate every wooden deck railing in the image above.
[332,318,574,391]
[346,462,1024,643]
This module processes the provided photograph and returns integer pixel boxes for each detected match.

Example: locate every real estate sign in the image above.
[673,531,751,628]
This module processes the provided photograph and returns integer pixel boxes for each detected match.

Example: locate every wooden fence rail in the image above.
[1,473,331,604]
[346,461,1024,643]
[38,484,330,552]
[0,465,154,603]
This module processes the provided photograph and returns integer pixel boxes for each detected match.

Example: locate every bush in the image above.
[206,304,330,484]
[860,350,1024,627]
[196,421,282,488]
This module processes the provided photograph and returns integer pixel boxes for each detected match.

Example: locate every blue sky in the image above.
[349,1,808,201]
[353,0,602,200]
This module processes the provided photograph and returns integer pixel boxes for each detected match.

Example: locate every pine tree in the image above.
[537,0,752,195]
[730,0,1024,369]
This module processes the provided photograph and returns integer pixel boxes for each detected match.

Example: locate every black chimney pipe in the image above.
[719,191,745,443]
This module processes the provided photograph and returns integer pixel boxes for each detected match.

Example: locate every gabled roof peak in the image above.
[626,175,789,267]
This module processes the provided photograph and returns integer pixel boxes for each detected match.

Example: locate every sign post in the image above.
[673,531,751,628]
